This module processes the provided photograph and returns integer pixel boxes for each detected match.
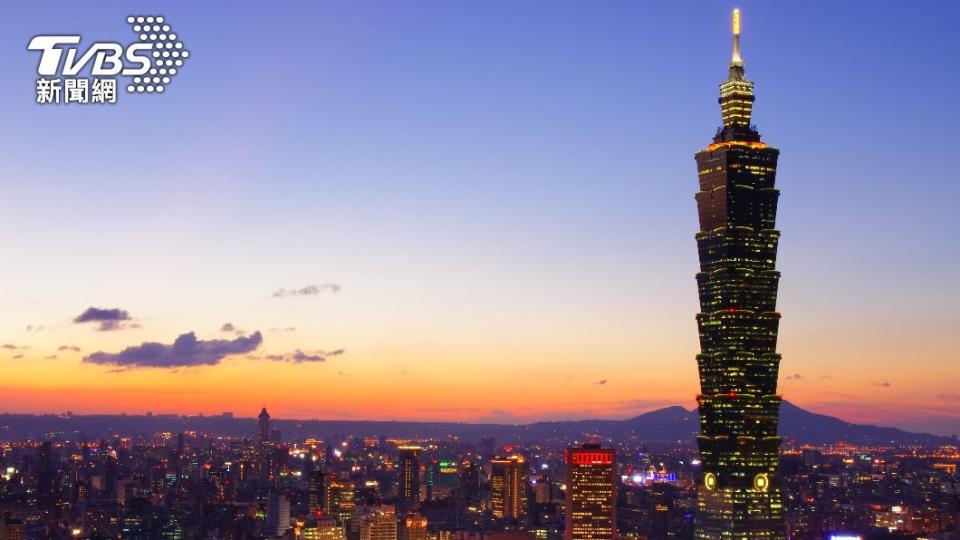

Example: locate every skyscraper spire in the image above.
[731,9,742,65]
[717,9,757,141]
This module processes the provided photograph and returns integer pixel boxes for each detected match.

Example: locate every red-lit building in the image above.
[564,444,616,540]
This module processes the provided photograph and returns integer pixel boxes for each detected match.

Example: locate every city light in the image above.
[0,5,952,540]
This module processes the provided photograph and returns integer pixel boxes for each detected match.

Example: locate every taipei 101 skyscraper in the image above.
[693,10,785,540]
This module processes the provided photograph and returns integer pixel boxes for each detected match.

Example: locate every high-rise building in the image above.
[325,477,357,522]
[564,444,616,540]
[309,469,326,515]
[258,407,271,443]
[36,441,59,510]
[360,505,398,540]
[490,455,528,522]
[693,10,785,540]
[302,517,346,540]
[265,493,291,537]
[360,479,384,505]
[458,460,479,505]
[533,476,551,505]
[397,446,422,512]
[403,513,428,540]
[0,515,24,540]
[427,460,459,501]
[81,499,121,538]
[161,516,184,540]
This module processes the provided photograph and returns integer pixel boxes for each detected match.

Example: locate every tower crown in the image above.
[716,9,758,142]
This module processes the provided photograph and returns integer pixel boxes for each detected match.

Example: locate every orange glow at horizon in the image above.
[1,330,956,429]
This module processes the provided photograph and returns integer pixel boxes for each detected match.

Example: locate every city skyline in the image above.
[1,2,959,434]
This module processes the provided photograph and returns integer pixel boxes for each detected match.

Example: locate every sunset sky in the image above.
[1,2,958,435]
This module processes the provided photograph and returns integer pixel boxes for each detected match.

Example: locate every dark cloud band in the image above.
[84,331,263,369]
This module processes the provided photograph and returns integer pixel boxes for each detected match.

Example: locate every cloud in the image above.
[874,381,892,387]
[267,351,321,362]
[219,322,248,336]
[58,345,82,352]
[12,354,23,359]
[260,348,344,363]
[785,373,802,380]
[26,324,45,332]
[73,307,136,331]
[45,355,57,360]
[272,283,340,298]
[594,379,608,385]
[84,331,263,369]
[269,327,297,333]
[2,344,27,350]
[74,307,129,322]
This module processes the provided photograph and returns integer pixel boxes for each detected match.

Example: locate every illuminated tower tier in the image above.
[693,10,785,540]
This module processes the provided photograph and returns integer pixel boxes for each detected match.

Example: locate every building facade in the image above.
[360,506,398,540]
[564,444,616,540]
[302,517,346,540]
[403,513,428,540]
[490,455,528,522]
[265,493,291,537]
[693,10,785,540]
[397,446,422,512]
[325,476,357,522]
[308,469,325,515]
[257,407,271,444]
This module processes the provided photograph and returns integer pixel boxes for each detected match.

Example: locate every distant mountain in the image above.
[472,402,954,447]
[518,405,697,442]
[0,402,953,447]
[777,401,955,446]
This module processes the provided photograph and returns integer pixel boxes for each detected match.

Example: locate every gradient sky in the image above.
[1,1,958,434]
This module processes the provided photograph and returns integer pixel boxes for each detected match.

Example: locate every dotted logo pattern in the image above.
[125,16,189,94]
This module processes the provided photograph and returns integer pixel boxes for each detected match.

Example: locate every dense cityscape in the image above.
[0,408,958,540]
[3,5,958,540]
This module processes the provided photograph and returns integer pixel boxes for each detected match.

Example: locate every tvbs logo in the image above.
[28,16,189,105]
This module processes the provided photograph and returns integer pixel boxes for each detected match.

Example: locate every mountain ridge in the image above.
[0,401,953,446]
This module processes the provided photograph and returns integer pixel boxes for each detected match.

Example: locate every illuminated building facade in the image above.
[325,477,357,522]
[309,469,325,515]
[398,446,422,512]
[458,460,480,504]
[360,506,398,540]
[564,444,616,540]
[693,10,785,540]
[0,516,24,540]
[403,513,428,540]
[427,460,459,500]
[490,455,528,521]
[301,518,346,540]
